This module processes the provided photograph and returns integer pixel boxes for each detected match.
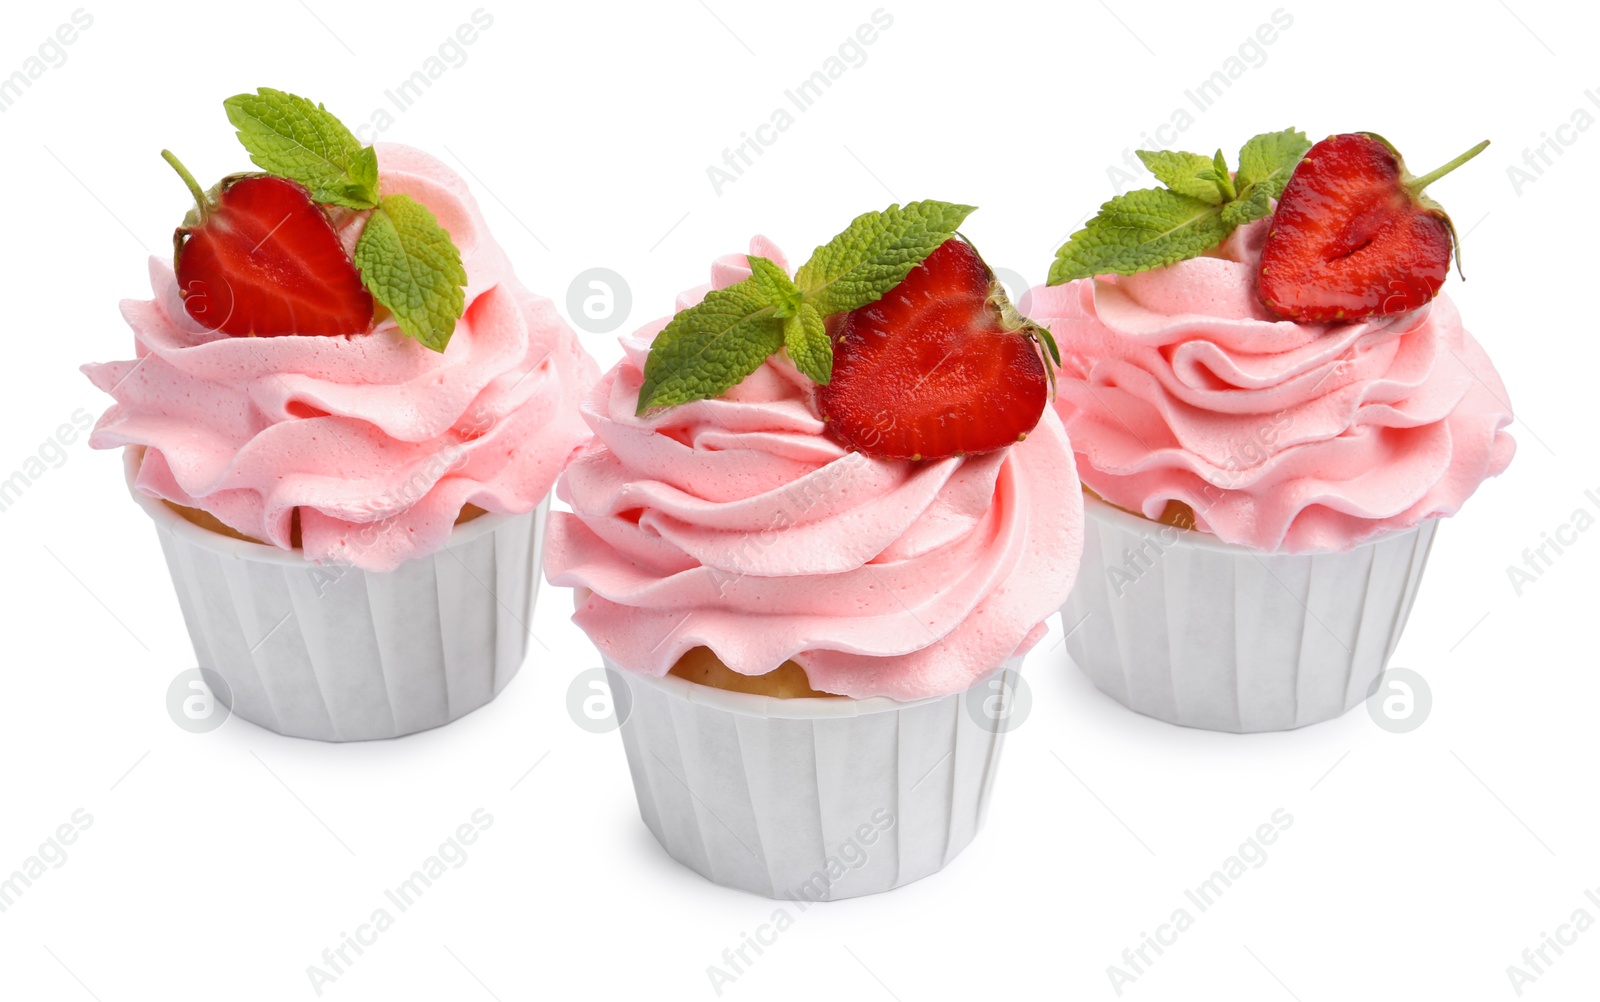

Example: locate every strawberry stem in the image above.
[160,150,209,219]
[1406,140,1490,194]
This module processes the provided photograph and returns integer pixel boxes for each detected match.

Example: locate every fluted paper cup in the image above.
[1061,494,1437,733]
[125,448,545,741]
[606,656,1023,899]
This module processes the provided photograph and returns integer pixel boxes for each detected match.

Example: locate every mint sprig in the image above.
[796,201,976,314]
[214,87,467,353]
[747,254,802,318]
[784,304,830,384]
[1138,150,1226,205]
[1048,128,1311,285]
[1235,129,1313,200]
[748,253,831,381]
[635,200,977,414]
[224,88,379,210]
[634,279,782,411]
[352,194,468,352]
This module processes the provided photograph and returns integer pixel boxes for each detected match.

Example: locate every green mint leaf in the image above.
[1137,150,1225,205]
[1209,149,1237,200]
[353,194,467,353]
[1221,184,1273,227]
[636,279,784,413]
[341,145,381,208]
[224,87,379,209]
[783,303,831,384]
[637,198,982,411]
[1191,151,1239,202]
[1048,188,1231,285]
[747,255,802,319]
[1235,127,1311,201]
[795,200,975,315]
[1051,131,1314,283]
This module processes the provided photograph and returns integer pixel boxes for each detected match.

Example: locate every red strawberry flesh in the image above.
[1257,133,1487,322]
[816,238,1049,461]
[171,166,373,337]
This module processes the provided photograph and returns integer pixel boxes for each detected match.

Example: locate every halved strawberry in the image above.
[163,150,373,337]
[816,237,1056,461]
[1257,133,1488,321]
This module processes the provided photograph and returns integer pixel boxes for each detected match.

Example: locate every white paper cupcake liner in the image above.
[125,449,545,741]
[1061,494,1437,733]
[606,656,1023,900]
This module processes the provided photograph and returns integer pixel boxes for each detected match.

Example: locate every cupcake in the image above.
[82,89,597,741]
[545,202,1082,898]
[1029,130,1514,732]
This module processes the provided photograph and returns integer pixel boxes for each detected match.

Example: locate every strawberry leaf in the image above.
[783,303,831,384]
[353,194,467,353]
[796,200,974,315]
[636,279,784,413]
[1048,189,1231,284]
[224,88,379,209]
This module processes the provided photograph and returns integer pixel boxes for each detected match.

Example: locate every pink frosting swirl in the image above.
[83,144,598,571]
[544,238,1083,701]
[1026,217,1515,553]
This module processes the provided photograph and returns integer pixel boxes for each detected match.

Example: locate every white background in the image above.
[1,0,1595,999]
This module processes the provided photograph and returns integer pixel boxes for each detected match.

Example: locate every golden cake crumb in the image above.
[669,646,839,699]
